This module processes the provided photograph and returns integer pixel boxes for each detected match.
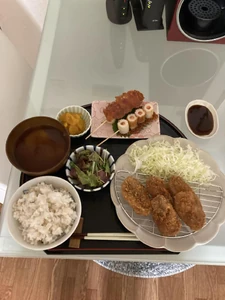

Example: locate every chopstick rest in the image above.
[69,218,84,248]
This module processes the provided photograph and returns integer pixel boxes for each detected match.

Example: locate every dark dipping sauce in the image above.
[187,105,214,136]
[15,126,67,172]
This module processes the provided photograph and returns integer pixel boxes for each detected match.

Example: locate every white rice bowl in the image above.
[7,176,81,251]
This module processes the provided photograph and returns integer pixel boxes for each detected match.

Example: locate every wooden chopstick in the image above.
[87,233,135,237]
[85,120,107,140]
[84,236,138,241]
[71,232,138,241]
[97,130,120,147]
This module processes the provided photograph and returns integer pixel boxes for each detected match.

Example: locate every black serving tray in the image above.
[20,104,186,255]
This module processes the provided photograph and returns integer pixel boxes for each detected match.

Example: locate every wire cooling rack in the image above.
[114,170,224,238]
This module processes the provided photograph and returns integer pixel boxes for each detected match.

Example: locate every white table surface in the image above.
[1,0,225,263]
[0,0,49,67]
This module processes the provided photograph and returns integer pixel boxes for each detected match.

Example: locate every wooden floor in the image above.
[0,258,225,300]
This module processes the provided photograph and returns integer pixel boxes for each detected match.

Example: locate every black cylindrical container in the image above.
[106,0,132,24]
[141,0,165,30]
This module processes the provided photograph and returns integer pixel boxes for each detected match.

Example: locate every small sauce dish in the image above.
[185,99,219,139]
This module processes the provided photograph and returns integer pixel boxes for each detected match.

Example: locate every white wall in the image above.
[0,0,49,68]
[0,0,49,201]
[0,31,32,201]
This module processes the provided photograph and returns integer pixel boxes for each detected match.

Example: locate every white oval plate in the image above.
[110,135,225,252]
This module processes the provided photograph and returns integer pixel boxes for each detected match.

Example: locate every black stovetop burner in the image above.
[178,0,225,41]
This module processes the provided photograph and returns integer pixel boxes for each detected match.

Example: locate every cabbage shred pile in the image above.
[128,140,216,184]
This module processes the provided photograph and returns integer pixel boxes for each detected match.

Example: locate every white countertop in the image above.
[1,0,225,263]
[0,0,48,67]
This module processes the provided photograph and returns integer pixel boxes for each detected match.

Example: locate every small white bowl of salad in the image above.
[66,145,116,192]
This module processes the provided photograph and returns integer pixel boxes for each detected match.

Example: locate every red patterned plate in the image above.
[91,101,160,139]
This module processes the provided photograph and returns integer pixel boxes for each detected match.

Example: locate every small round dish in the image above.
[56,105,91,138]
[66,145,116,192]
[5,116,71,176]
[7,176,82,251]
[185,99,219,139]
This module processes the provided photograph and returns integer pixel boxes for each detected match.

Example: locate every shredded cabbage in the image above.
[128,140,216,184]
